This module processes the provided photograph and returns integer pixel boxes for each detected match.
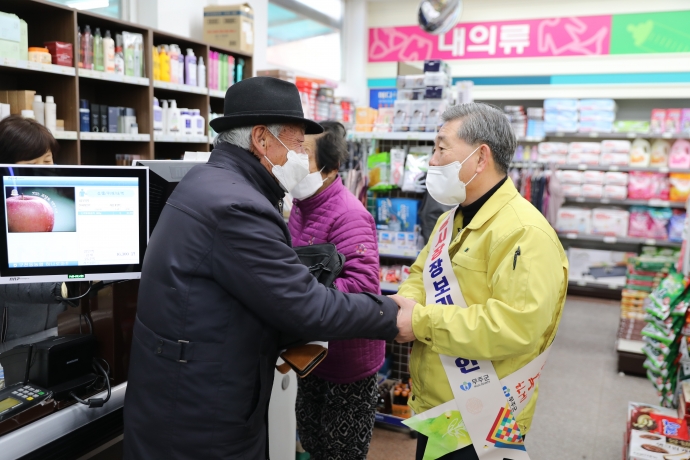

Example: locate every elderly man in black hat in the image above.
[123,77,412,459]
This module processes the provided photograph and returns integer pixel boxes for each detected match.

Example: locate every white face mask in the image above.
[291,167,326,200]
[265,133,310,193]
[426,146,480,206]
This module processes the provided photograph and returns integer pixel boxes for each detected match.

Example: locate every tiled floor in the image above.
[367,296,658,460]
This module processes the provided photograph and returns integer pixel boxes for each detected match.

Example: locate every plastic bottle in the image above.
[45,96,56,133]
[79,99,90,132]
[161,99,169,134]
[32,95,44,126]
[236,57,244,82]
[169,45,178,84]
[180,109,192,135]
[650,139,671,168]
[153,97,163,132]
[178,46,185,84]
[77,27,82,68]
[229,55,236,86]
[93,27,103,71]
[167,100,180,135]
[152,46,160,81]
[159,45,170,82]
[197,56,206,88]
[82,25,93,70]
[192,109,204,136]
[103,30,115,73]
[208,52,215,89]
[669,139,690,169]
[219,53,226,91]
[114,34,125,75]
[630,138,652,167]
[185,49,197,87]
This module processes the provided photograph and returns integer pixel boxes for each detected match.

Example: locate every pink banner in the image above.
[369,15,612,62]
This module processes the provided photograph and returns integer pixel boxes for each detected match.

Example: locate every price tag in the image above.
[588,132,599,138]
[609,165,620,171]
[627,132,636,138]
[601,198,610,204]
[578,164,588,170]
[645,239,657,246]
[603,236,617,244]
[662,132,673,138]
[575,197,585,203]
[566,233,578,239]
[576,280,587,286]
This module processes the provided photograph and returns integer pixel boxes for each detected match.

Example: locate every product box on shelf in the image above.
[602,140,632,154]
[373,108,395,133]
[423,71,449,87]
[614,120,651,134]
[0,90,36,115]
[397,75,425,90]
[556,207,591,233]
[666,109,683,134]
[567,152,600,165]
[355,107,377,132]
[44,41,73,67]
[582,183,603,199]
[424,86,448,100]
[426,100,446,132]
[605,172,629,186]
[651,109,667,134]
[682,110,690,134]
[203,4,254,55]
[562,183,582,197]
[567,247,629,286]
[378,231,419,258]
[392,100,411,132]
[408,100,427,132]
[627,402,690,460]
[569,142,602,155]
[423,60,451,75]
[583,170,605,184]
[591,208,629,236]
[375,198,419,232]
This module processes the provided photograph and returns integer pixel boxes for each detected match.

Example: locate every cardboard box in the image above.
[203,4,254,56]
[7,90,36,115]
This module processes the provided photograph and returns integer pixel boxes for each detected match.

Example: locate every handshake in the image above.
[389,294,417,343]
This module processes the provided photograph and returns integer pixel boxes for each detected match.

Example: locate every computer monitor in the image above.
[133,160,206,236]
[0,165,148,284]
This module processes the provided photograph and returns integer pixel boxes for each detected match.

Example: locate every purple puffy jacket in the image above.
[288,177,385,384]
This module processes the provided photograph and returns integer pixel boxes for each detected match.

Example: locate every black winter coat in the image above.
[123,143,399,459]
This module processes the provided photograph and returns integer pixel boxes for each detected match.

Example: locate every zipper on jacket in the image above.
[513,246,521,270]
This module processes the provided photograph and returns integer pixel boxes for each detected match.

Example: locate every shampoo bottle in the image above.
[103,30,115,73]
[45,96,56,133]
[77,27,82,68]
[152,46,160,81]
[32,95,44,126]
[159,45,170,82]
[197,56,206,88]
[161,99,169,134]
[192,109,204,136]
[79,99,90,132]
[82,25,93,70]
[93,27,103,71]
[180,109,192,135]
[236,58,244,82]
[229,55,236,86]
[185,49,197,86]
[114,34,125,75]
[153,97,163,132]
[178,46,185,84]
[169,45,178,84]
[167,100,180,135]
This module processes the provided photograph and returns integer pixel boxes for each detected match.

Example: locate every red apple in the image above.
[7,194,55,233]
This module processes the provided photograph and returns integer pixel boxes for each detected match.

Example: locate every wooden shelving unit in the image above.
[0,0,253,165]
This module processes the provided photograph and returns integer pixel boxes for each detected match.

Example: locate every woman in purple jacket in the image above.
[288,121,384,460]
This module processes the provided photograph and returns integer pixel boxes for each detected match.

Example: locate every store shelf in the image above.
[516,136,545,142]
[617,338,645,355]
[0,57,75,76]
[473,83,690,100]
[78,68,149,86]
[209,89,226,99]
[381,282,400,293]
[558,232,682,248]
[154,133,209,143]
[153,81,208,95]
[80,132,151,142]
[565,196,685,208]
[53,131,78,140]
[546,131,689,140]
[555,164,690,173]
[569,279,624,291]
[350,131,436,141]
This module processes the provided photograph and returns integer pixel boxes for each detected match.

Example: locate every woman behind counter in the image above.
[0,115,65,343]
[288,121,384,460]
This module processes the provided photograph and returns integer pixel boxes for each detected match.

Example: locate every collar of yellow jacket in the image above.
[462,176,519,230]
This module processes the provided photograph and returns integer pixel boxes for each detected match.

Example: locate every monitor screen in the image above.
[0,165,148,284]
[133,160,205,236]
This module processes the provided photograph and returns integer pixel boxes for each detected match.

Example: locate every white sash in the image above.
[418,207,550,460]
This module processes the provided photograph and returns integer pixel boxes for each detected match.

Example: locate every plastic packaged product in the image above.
[114,34,125,76]
[583,170,605,184]
[402,147,431,192]
[579,111,616,122]
[103,30,114,73]
[191,109,204,136]
[601,140,632,154]
[603,185,627,200]
[629,138,651,167]
[153,97,163,132]
[538,142,568,155]
[682,109,690,133]
[556,207,591,233]
[591,208,629,236]
[544,121,578,133]
[408,100,427,132]
[579,121,613,133]
[548,154,567,164]
[32,95,44,126]
[579,99,616,112]
[544,111,578,124]
[368,152,393,191]
[390,148,406,188]
[567,152,599,165]
[613,120,650,133]
[423,71,449,87]
[670,173,690,202]
[629,207,673,240]
[426,100,446,132]
[373,107,395,132]
[582,184,603,198]
[543,98,578,111]
[93,28,103,71]
[669,211,686,242]
[185,49,197,86]
[651,109,666,134]
[599,153,629,166]
[604,172,629,186]
[669,139,690,169]
[628,172,669,200]
[569,142,601,155]
[650,139,671,168]
[649,272,688,320]
[556,170,583,184]
[123,32,144,78]
[397,74,425,89]
[666,109,682,133]
[392,100,411,132]
[197,57,206,88]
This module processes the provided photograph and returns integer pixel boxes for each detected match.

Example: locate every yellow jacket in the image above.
[397,178,568,435]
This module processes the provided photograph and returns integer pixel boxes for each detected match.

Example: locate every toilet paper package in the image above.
[538,142,569,155]
[583,170,605,184]
[557,170,583,184]
[604,172,629,186]
[567,152,600,165]
[569,142,602,154]
[591,208,629,237]
[562,183,582,197]
[582,184,604,198]
[601,140,632,154]
[579,99,616,112]
[599,153,630,166]
[603,185,628,200]
[544,99,579,111]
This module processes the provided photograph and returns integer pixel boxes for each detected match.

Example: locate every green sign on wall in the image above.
[611,11,690,54]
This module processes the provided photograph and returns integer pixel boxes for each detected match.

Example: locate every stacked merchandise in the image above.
[374,196,420,259]
[376,378,413,420]
[355,106,377,132]
[380,265,411,290]
[526,107,545,139]
[601,140,631,166]
[626,402,690,459]
[652,108,690,135]
[503,106,526,138]
[207,52,242,92]
[0,11,28,61]
[78,98,140,135]
[558,170,628,200]
[77,25,144,78]
[393,60,452,132]
[152,97,205,138]
[296,79,318,121]
[315,86,334,122]
[542,99,617,133]
[578,99,616,133]
[152,45,205,88]
[543,99,578,133]
[0,90,60,133]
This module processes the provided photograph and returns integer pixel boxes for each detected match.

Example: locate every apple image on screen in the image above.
[7,193,55,233]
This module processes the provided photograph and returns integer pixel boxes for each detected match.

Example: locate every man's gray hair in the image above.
[213,124,284,150]
[441,103,516,173]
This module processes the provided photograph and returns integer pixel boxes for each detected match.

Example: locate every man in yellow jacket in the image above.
[392,103,568,460]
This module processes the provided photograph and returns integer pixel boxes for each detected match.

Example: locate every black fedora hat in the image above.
[209,76,324,135]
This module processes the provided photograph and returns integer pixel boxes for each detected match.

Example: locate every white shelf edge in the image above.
[79,132,151,142]
[153,80,208,95]
[154,134,210,143]
[349,131,436,141]
[78,68,148,86]
[0,58,75,76]
[52,131,78,140]
[209,89,225,98]
[556,232,682,248]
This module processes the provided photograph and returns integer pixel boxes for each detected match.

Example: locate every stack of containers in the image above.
[557,170,583,198]
[315,86,334,122]
[526,107,545,139]
[504,106,526,138]
[555,206,592,234]
[207,52,236,92]
[393,60,452,132]
[591,205,630,237]
[296,79,318,121]
[0,11,28,61]
[600,140,631,166]
[544,99,578,133]
[579,99,617,133]
[603,171,629,200]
